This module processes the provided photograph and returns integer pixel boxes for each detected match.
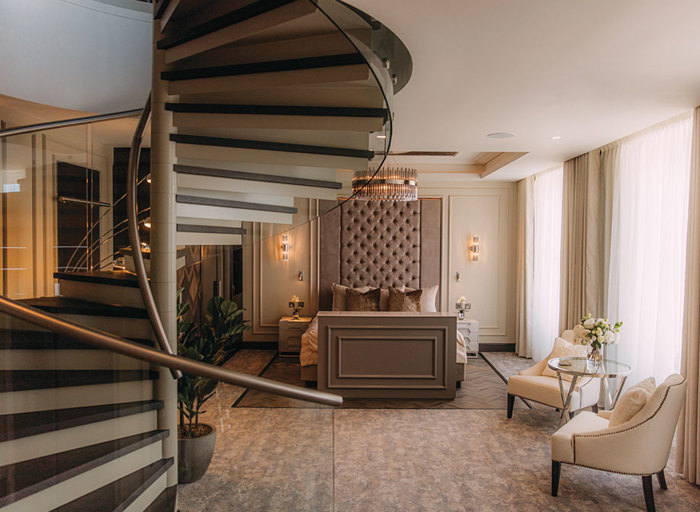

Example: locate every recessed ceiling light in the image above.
[487,132,515,139]
[552,136,562,140]
[377,134,387,139]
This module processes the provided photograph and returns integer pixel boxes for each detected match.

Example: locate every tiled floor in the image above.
[178,350,700,511]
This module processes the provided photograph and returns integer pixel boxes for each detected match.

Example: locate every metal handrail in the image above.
[0,295,342,406]
[0,109,143,139]
[58,196,113,208]
[125,94,183,379]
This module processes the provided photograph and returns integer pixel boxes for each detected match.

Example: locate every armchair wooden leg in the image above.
[642,475,655,512]
[551,461,561,497]
[657,469,667,490]
[507,393,515,418]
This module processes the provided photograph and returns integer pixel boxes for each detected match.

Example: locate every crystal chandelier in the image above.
[351,167,418,201]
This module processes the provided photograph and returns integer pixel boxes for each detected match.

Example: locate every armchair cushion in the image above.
[541,338,587,381]
[551,411,609,463]
[608,377,656,427]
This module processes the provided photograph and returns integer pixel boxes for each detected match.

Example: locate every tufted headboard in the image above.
[319,198,442,310]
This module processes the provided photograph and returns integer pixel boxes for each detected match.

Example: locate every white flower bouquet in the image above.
[455,296,468,320]
[573,314,622,360]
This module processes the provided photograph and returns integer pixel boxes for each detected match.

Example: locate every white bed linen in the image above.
[299,315,468,367]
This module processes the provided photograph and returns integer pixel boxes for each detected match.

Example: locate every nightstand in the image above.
[457,319,479,358]
[278,316,312,357]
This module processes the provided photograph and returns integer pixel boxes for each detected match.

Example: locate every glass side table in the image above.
[547,356,632,427]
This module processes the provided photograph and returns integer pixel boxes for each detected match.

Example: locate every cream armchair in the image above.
[507,333,601,418]
[550,374,687,512]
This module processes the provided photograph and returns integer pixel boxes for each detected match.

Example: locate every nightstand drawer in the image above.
[278,316,312,356]
[279,335,302,353]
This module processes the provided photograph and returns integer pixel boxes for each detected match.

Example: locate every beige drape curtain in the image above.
[676,106,700,485]
[515,177,534,357]
[559,151,605,331]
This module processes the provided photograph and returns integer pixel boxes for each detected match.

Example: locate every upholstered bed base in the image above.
[314,312,458,399]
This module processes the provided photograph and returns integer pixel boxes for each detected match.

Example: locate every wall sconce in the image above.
[298,270,304,281]
[469,235,480,262]
[281,233,290,261]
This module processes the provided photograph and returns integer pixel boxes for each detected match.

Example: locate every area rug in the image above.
[178,407,700,512]
[235,357,529,410]
[481,351,534,381]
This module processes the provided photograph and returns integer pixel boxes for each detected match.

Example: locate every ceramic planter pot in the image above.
[178,424,217,484]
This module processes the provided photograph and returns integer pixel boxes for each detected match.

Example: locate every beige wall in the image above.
[242,198,320,342]
[420,179,517,346]
[242,178,517,346]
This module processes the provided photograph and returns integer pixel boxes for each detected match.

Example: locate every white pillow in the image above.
[405,285,438,312]
[541,337,587,381]
[608,377,656,427]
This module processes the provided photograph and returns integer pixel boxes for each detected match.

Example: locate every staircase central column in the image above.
[151,19,179,494]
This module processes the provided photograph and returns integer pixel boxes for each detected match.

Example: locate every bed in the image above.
[298,198,466,399]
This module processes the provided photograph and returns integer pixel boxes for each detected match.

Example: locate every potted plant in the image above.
[176,290,249,484]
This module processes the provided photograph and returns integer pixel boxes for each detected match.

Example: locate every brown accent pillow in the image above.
[388,287,422,312]
[346,287,381,311]
[331,283,371,311]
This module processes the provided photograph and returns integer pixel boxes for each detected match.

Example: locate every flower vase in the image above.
[588,345,602,363]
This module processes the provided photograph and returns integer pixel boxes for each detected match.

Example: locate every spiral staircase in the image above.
[0,0,408,510]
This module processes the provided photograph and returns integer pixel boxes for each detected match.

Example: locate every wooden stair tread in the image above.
[143,485,177,512]
[157,0,300,50]
[0,329,152,350]
[166,102,389,120]
[0,400,163,442]
[161,53,365,81]
[174,163,342,189]
[50,458,174,512]
[0,430,169,507]
[0,370,158,392]
[54,271,142,288]
[170,133,374,159]
[20,296,149,318]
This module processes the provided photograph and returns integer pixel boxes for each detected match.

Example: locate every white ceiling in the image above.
[347,0,700,180]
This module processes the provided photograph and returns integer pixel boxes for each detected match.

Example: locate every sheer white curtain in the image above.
[605,114,693,385]
[531,167,564,361]
[516,167,563,361]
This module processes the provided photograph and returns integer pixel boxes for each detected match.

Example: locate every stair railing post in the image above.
[150,10,180,493]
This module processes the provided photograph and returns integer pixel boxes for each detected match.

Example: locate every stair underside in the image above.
[158,0,301,50]
[176,224,246,235]
[50,458,173,512]
[174,162,342,189]
[170,133,374,159]
[162,53,365,81]
[0,430,168,508]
